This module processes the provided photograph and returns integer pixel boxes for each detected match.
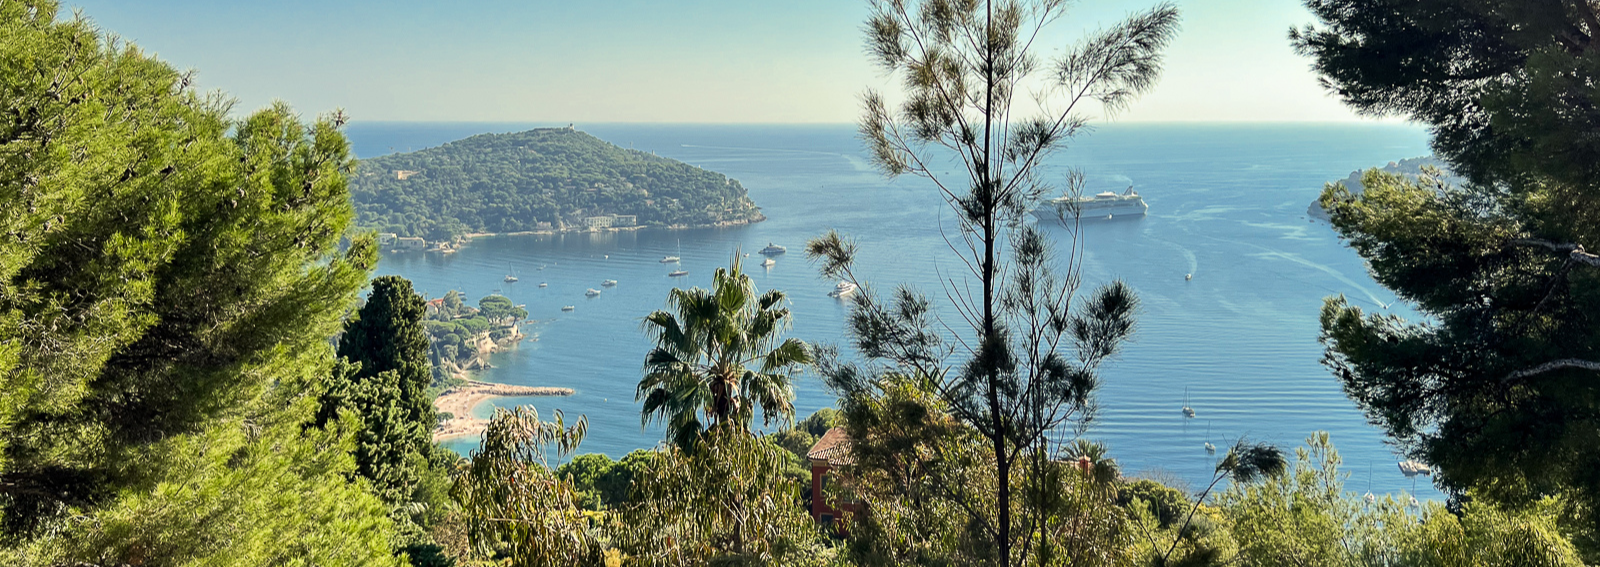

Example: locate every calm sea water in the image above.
[348,122,1442,500]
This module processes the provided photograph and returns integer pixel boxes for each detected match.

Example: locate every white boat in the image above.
[1033,186,1148,221]
[668,270,689,277]
[585,288,602,297]
[1182,387,1195,418]
[1398,460,1433,477]
[829,280,857,298]
[538,282,548,287]
[504,275,518,283]
[660,256,680,263]
[759,243,787,256]
[602,279,618,287]
[561,305,575,311]
[761,258,776,267]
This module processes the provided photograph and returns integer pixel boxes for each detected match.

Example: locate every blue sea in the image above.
[347,122,1442,500]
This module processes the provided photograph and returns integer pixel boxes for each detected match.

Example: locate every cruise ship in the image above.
[1032,186,1147,221]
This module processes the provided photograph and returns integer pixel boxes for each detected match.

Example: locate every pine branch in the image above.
[1502,358,1600,383]
[1510,239,1600,266]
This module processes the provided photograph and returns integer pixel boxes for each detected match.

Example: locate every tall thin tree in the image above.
[809,1,1179,564]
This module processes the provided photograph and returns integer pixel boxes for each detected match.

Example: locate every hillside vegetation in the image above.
[350,127,764,239]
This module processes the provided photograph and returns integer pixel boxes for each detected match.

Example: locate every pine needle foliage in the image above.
[0,1,399,563]
[1295,0,1600,548]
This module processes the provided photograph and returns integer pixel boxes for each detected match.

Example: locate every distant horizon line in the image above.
[342,119,1417,127]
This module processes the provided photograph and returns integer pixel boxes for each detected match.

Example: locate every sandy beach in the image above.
[433,379,574,442]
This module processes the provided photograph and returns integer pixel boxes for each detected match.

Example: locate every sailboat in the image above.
[504,266,519,283]
[1204,422,1215,454]
[1182,387,1195,418]
[1363,464,1376,505]
[661,239,683,263]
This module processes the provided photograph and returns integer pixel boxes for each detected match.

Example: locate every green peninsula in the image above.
[351,126,764,240]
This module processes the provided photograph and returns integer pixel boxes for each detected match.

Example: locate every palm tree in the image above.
[638,256,813,448]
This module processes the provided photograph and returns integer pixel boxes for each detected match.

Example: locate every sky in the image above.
[63,0,1369,123]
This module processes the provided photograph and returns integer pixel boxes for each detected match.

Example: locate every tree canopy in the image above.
[1299,0,1600,550]
[0,1,401,564]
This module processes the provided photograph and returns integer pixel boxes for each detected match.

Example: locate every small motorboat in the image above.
[1398,460,1433,477]
[538,282,548,287]
[761,258,776,267]
[585,288,602,297]
[602,279,618,287]
[660,256,680,263]
[561,305,575,311]
[668,270,689,277]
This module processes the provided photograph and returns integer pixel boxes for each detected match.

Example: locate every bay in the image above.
[349,122,1442,500]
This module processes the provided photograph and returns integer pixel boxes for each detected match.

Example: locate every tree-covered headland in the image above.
[349,127,765,241]
[422,290,527,395]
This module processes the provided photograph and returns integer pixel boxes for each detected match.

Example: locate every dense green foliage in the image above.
[638,258,813,448]
[614,430,832,566]
[1297,0,1600,546]
[0,1,403,564]
[551,449,660,510]
[1215,433,1583,567]
[349,127,763,239]
[452,408,825,566]
[323,276,437,502]
[319,276,460,567]
[452,407,601,565]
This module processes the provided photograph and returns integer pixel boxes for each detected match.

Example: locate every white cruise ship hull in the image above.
[1031,199,1147,221]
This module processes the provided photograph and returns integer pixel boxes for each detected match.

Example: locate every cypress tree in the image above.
[323,275,437,502]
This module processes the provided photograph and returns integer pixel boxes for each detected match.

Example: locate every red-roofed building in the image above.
[805,427,859,524]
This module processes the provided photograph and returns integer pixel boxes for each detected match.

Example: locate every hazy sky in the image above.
[64,0,1367,123]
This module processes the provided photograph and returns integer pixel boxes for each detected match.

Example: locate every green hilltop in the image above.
[350,126,764,239]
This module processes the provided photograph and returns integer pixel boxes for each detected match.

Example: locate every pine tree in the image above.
[1294,0,1600,542]
[811,1,1181,565]
[0,2,400,564]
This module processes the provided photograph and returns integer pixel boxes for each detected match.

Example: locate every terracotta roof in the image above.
[806,426,853,466]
